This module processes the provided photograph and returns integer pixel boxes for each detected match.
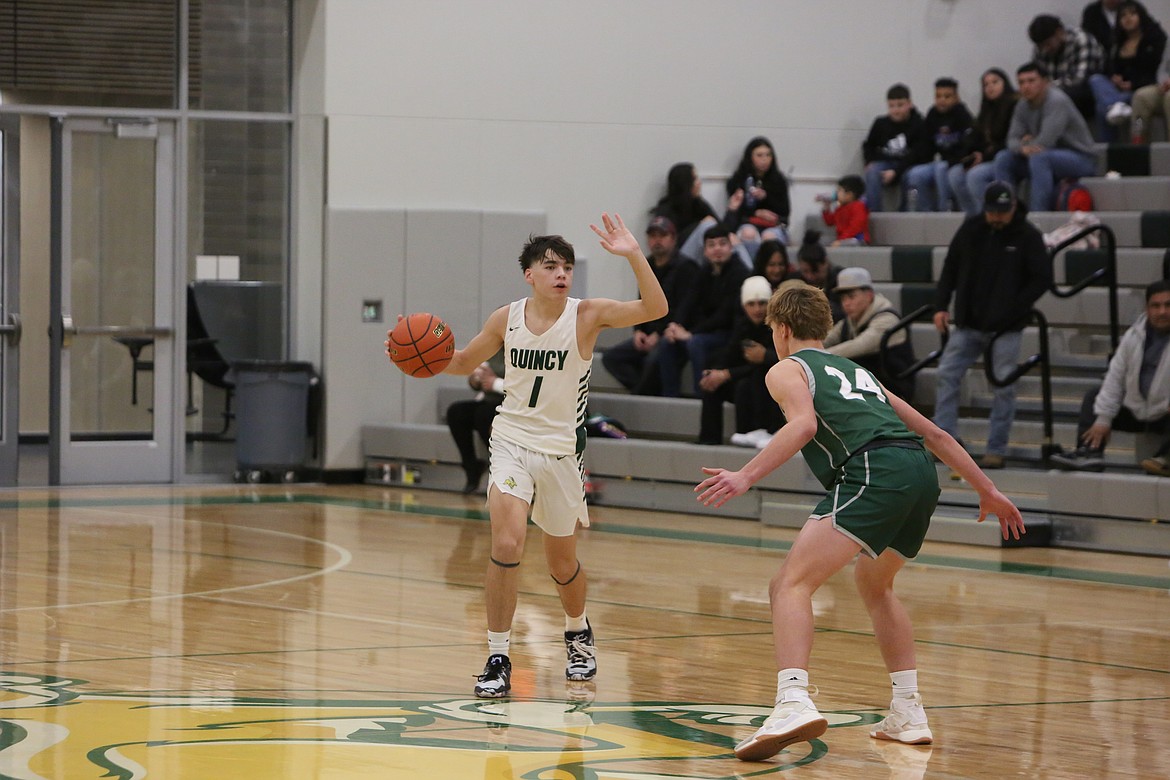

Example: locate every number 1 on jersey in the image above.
[527,375,544,407]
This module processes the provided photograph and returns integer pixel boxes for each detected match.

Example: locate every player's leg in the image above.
[534,453,596,682]
[475,439,536,699]
[735,516,858,761]
[856,550,934,745]
[856,455,936,745]
[485,485,531,632]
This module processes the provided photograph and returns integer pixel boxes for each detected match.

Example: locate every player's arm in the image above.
[444,306,507,376]
[584,213,668,330]
[884,388,1026,540]
[695,360,817,507]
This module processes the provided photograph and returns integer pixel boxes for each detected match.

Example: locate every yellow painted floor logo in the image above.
[0,673,882,778]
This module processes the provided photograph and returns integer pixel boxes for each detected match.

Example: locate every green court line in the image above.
[2,491,1169,590]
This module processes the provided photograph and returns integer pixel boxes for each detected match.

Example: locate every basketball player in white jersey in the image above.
[444,213,667,698]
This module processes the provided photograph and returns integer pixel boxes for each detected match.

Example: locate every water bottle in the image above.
[744,176,757,209]
[907,188,919,212]
[1131,117,1144,145]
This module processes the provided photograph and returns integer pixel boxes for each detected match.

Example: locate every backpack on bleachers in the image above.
[1055,178,1094,212]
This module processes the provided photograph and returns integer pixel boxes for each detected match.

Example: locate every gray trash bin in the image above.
[230,360,316,481]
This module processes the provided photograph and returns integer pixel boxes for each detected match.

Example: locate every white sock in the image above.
[890,669,919,699]
[565,612,588,633]
[776,668,809,702]
[488,630,510,657]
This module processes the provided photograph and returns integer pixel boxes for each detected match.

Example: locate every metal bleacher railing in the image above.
[981,223,1119,465]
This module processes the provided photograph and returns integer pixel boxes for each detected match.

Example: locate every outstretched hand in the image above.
[590,213,640,258]
[694,466,752,508]
[977,488,1026,541]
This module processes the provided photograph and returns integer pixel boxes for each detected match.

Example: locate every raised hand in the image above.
[590,212,640,258]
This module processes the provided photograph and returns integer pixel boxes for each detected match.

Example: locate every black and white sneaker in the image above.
[564,622,597,681]
[474,654,512,698]
[1050,447,1105,472]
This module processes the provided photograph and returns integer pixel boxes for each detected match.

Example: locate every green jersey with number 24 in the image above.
[784,348,921,490]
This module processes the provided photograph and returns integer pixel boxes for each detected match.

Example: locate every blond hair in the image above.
[765,282,833,341]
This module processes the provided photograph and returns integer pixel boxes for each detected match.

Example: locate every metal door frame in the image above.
[0,115,20,485]
[49,116,178,485]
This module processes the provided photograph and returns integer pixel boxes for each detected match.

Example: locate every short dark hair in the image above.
[518,234,575,271]
[934,77,958,91]
[703,224,733,243]
[886,83,911,101]
[1017,61,1049,79]
[1028,14,1062,44]
[1146,279,1170,302]
[797,240,827,268]
[837,175,865,199]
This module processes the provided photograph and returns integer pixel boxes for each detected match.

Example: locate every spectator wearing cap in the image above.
[823,267,916,400]
[600,216,698,395]
[696,276,783,447]
[993,61,1098,212]
[931,181,1053,468]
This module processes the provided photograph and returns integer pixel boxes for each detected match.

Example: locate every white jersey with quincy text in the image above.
[490,297,592,457]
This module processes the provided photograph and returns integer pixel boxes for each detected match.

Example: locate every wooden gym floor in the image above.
[0,483,1167,778]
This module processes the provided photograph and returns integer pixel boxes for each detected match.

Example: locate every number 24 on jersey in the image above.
[824,366,887,403]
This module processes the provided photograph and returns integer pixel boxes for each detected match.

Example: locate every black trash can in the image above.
[230,360,317,482]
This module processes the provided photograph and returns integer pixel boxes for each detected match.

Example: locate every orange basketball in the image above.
[388,313,455,378]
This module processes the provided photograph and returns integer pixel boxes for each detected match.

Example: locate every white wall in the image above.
[319,0,1077,302]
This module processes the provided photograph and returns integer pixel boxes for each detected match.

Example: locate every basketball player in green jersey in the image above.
[444,213,667,698]
[696,283,1025,761]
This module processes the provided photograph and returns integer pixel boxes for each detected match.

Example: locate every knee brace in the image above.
[490,556,520,569]
[550,559,582,586]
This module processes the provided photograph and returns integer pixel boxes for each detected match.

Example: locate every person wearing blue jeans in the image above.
[931,181,1053,468]
[658,224,748,397]
[993,62,1097,212]
[948,161,997,216]
[861,83,925,212]
[903,77,975,211]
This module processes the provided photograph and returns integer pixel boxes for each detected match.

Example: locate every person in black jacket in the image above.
[447,354,505,493]
[724,136,792,245]
[902,78,975,212]
[931,182,1053,469]
[696,276,784,446]
[657,224,749,397]
[601,216,698,395]
[1083,0,1124,52]
[862,83,926,212]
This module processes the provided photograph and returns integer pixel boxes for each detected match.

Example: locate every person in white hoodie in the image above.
[1051,279,1170,474]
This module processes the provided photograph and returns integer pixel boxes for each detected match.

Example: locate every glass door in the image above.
[0,115,19,486]
[49,117,177,485]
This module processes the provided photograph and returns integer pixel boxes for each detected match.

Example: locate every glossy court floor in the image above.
[0,483,1167,779]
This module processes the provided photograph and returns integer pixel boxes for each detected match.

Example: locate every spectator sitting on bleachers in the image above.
[447,354,505,494]
[931,182,1052,470]
[601,216,699,396]
[1051,279,1170,475]
[724,136,792,247]
[658,224,750,398]
[994,62,1098,213]
[1028,14,1106,122]
[651,162,720,261]
[753,239,795,291]
[817,175,871,246]
[862,83,925,212]
[796,232,844,322]
[1131,50,1170,141]
[823,268,916,401]
[1088,1,1167,141]
[903,77,975,212]
[696,276,783,447]
[951,68,1019,217]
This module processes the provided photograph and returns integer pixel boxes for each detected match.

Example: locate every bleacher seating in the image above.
[362,143,1170,555]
